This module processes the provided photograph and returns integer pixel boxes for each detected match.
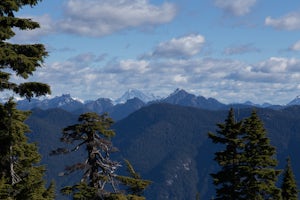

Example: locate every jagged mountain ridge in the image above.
[161,88,226,110]
[11,89,300,121]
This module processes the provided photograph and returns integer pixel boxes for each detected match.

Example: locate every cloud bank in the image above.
[59,0,177,36]
[149,34,205,58]
[23,50,300,104]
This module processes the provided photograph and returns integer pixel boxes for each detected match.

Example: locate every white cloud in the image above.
[214,0,257,16]
[59,0,177,37]
[150,34,205,58]
[252,57,300,73]
[265,12,300,30]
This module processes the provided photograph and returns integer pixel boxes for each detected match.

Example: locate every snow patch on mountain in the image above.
[287,95,300,106]
[115,89,159,104]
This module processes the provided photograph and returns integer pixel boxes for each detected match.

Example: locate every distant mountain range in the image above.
[26,103,300,199]
[4,88,298,199]
[11,89,300,119]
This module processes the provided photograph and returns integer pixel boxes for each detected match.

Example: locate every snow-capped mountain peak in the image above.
[45,94,83,107]
[287,95,300,106]
[115,89,158,104]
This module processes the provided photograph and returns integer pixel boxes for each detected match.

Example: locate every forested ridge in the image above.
[25,103,300,199]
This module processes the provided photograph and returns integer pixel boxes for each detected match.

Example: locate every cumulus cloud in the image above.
[214,0,257,16]
[223,43,260,55]
[224,57,300,87]
[265,12,300,30]
[59,0,177,37]
[10,1,177,41]
[251,57,300,73]
[146,34,205,58]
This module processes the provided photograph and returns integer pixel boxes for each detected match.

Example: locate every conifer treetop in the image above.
[0,0,50,100]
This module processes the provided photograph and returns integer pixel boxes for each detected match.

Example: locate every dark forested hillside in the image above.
[26,104,300,199]
[25,108,80,199]
[113,103,227,199]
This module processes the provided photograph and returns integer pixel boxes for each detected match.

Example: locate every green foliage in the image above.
[0,100,55,199]
[55,112,117,197]
[106,194,146,200]
[209,109,282,199]
[61,182,98,200]
[208,108,244,199]
[240,110,281,199]
[116,159,151,197]
[0,1,53,199]
[0,0,50,99]
[281,157,298,200]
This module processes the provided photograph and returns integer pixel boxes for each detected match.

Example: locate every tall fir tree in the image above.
[208,108,244,199]
[0,100,54,199]
[0,0,53,199]
[239,110,281,199]
[51,112,150,200]
[281,157,298,200]
[209,109,282,200]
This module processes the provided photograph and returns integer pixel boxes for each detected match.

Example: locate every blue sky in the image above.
[9,0,300,104]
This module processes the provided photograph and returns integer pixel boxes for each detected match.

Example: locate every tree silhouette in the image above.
[52,112,150,199]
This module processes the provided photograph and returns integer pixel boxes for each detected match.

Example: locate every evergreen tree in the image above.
[0,100,54,200]
[208,108,244,199]
[281,157,298,200]
[240,110,281,199]
[209,109,282,200]
[0,0,50,99]
[0,0,53,199]
[52,112,150,200]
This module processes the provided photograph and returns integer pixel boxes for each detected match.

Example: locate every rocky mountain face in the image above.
[161,88,226,110]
